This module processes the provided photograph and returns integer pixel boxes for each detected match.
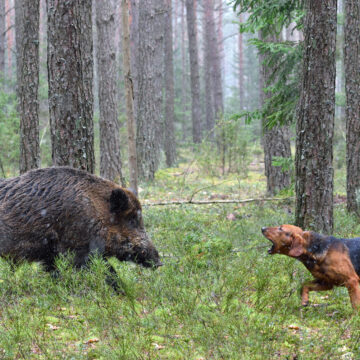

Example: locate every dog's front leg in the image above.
[300,280,333,306]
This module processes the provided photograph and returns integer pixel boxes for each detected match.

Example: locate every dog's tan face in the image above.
[261,225,307,257]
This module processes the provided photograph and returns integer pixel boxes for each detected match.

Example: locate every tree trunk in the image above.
[95,0,124,184]
[136,0,164,180]
[180,0,187,140]
[129,0,138,122]
[344,0,360,214]
[260,32,291,195]
[203,0,214,138]
[164,0,176,165]
[205,0,223,121]
[238,14,244,111]
[47,0,95,173]
[295,0,337,233]
[185,0,201,144]
[16,0,40,174]
[0,0,5,75]
[122,0,138,194]
[5,0,14,80]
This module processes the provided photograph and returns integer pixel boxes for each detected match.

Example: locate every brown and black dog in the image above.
[261,225,360,309]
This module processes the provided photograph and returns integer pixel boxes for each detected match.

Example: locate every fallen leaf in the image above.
[152,343,165,350]
[84,338,100,344]
[47,324,60,331]
[288,325,300,330]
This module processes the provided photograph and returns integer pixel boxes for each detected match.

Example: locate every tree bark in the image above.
[0,0,5,75]
[164,0,176,165]
[295,0,337,233]
[136,0,164,180]
[185,0,202,143]
[47,0,95,173]
[129,0,138,122]
[95,0,124,184]
[238,14,244,111]
[203,0,214,138]
[205,0,223,121]
[344,0,360,214]
[122,0,138,194]
[16,0,40,174]
[260,32,291,195]
[5,0,14,80]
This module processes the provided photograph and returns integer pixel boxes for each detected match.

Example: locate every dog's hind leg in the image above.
[345,277,360,309]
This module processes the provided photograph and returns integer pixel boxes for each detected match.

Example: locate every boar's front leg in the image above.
[77,237,125,294]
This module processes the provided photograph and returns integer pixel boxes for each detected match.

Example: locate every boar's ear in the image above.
[110,188,129,213]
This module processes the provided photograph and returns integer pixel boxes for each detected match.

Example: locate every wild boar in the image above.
[0,167,161,275]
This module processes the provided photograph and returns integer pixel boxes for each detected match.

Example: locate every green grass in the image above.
[1,164,360,359]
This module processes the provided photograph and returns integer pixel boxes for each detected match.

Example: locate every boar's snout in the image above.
[135,243,163,269]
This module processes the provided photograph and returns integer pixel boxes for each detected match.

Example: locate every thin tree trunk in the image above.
[295,0,337,233]
[122,0,138,194]
[95,0,124,184]
[260,32,291,195]
[238,14,244,111]
[203,0,214,138]
[344,0,360,214]
[47,0,94,173]
[205,0,223,121]
[185,0,201,143]
[129,0,138,122]
[5,0,13,80]
[136,0,164,180]
[0,0,5,75]
[16,0,40,174]
[164,0,176,165]
[180,0,187,140]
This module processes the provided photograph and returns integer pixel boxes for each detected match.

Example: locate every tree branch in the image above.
[143,197,294,206]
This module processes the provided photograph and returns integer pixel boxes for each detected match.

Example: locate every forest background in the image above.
[1,0,360,359]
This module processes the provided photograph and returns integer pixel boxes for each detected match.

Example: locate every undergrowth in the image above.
[0,164,358,359]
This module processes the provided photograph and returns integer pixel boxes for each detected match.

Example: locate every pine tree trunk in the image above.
[344,0,360,214]
[122,0,138,194]
[295,0,337,233]
[205,0,223,121]
[136,0,164,180]
[95,0,124,184]
[185,0,201,143]
[180,0,187,140]
[238,14,244,111]
[47,0,95,173]
[129,0,138,122]
[260,33,291,195]
[203,0,214,138]
[16,0,40,174]
[0,0,5,75]
[164,0,176,165]
[5,0,14,80]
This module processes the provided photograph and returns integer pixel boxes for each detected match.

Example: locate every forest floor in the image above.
[1,155,360,359]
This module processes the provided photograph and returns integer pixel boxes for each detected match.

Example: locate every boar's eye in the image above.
[110,188,129,213]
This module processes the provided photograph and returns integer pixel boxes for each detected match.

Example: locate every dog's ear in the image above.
[288,234,305,257]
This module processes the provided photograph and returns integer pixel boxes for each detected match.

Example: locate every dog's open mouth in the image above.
[268,243,275,254]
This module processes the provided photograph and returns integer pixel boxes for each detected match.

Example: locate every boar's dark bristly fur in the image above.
[0,167,161,272]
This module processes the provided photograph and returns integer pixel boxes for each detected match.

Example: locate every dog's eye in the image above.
[285,232,290,236]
